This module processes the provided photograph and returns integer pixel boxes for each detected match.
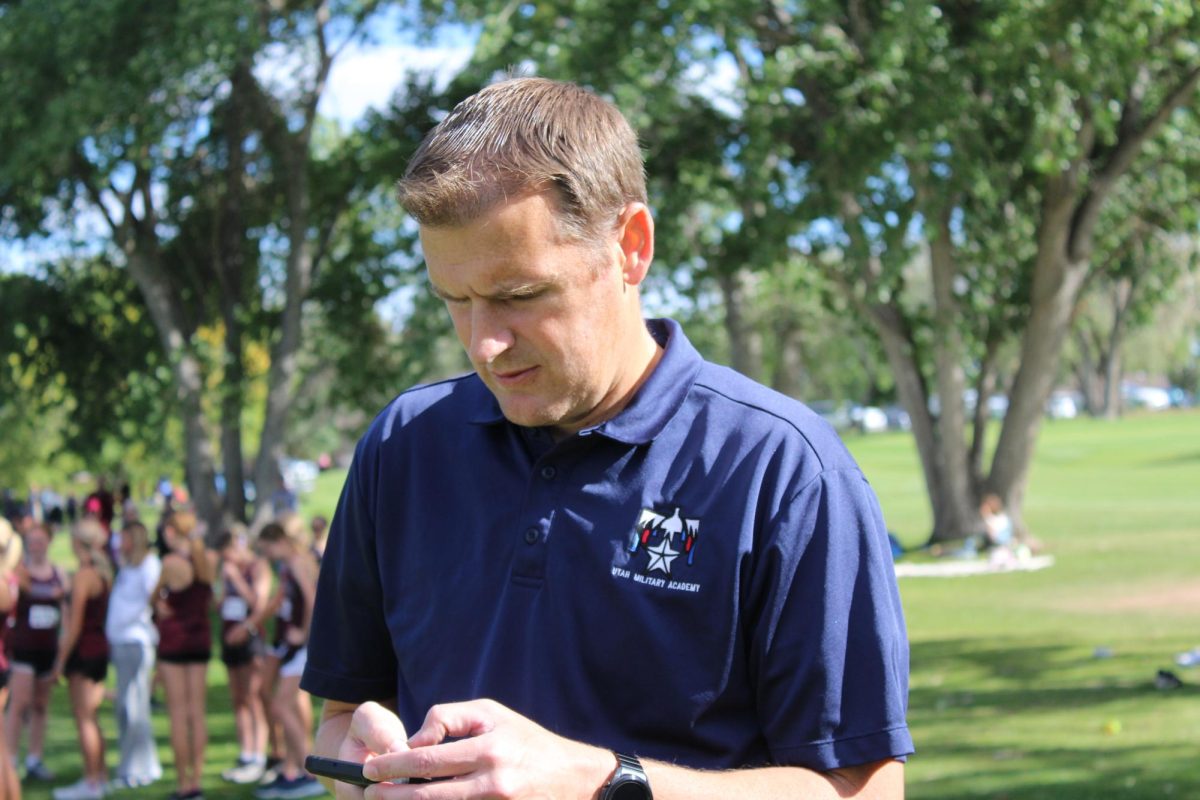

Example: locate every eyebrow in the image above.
[428,280,554,302]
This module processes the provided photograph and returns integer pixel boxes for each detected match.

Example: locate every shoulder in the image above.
[73,566,99,593]
[366,373,489,439]
[161,553,192,584]
[686,362,861,477]
[351,373,493,476]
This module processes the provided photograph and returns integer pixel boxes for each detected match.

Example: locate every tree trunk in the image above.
[1100,277,1134,419]
[124,248,222,533]
[866,304,976,543]
[717,269,764,382]
[251,136,315,530]
[769,317,804,398]
[926,209,979,542]
[1074,324,1106,416]
[969,334,1000,496]
[987,184,1091,533]
[217,69,250,524]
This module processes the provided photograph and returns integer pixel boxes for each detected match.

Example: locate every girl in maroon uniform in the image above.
[153,509,217,800]
[254,516,322,799]
[51,518,112,800]
[4,522,66,782]
[0,517,23,800]
[215,525,272,784]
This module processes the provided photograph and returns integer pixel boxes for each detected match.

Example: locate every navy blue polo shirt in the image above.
[302,318,913,772]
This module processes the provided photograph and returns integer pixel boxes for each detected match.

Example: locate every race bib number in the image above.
[29,604,60,630]
[222,595,249,622]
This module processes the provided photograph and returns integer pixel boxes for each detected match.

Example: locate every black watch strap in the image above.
[602,752,652,800]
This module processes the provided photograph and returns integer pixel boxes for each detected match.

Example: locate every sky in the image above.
[1,8,476,276]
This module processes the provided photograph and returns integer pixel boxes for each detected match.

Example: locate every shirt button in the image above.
[540,465,557,480]
[523,527,540,545]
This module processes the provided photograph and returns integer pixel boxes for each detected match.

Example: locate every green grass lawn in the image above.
[850,409,1200,799]
[18,410,1200,799]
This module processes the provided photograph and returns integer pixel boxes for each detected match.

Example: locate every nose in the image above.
[467,303,515,366]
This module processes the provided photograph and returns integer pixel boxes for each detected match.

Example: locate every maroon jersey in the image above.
[272,564,307,647]
[73,579,110,660]
[10,567,65,653]
[157,579,213,657]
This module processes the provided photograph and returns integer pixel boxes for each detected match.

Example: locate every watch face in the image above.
[609,780,651,800]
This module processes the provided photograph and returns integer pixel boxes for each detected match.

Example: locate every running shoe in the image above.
[276,775,328,799]
[51,778,107,800]
[223,758,267,784]
[24,758,55,781]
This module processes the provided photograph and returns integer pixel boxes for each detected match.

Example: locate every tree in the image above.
[0,0,399,529]
[1069,124,1200,417]
[421,0,1200,542]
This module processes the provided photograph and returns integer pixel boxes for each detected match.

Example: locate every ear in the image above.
[616,203,655,287]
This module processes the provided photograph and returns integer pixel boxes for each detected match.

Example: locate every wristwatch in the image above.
[601,752,653,800]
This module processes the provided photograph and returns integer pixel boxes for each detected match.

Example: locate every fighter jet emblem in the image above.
[629,507,700,576]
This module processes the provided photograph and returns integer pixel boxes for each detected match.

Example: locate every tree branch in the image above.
[1069,64,1200,262]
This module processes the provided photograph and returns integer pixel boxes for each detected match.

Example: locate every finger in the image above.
[365,774,480,800]
[364,736,488,783]
[346,701,410,760]
[406,700,500,749]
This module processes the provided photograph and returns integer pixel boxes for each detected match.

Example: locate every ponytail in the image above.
[72,518,113,584]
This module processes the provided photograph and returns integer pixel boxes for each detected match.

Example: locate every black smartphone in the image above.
[304,755,436,786]
[304,755,376,787]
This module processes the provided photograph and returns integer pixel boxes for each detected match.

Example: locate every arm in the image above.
[15,563,33,594]
[0,572,15,614]
[284,554,318,645]
[223,560,256,604]
[53,568,95,677]
[361,699,903,799]
[234,558,277,639]
[191,537,217,585]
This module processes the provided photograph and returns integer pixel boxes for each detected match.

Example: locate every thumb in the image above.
[346,701,410,759]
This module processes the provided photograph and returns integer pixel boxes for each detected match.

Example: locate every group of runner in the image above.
[0,496,330,800]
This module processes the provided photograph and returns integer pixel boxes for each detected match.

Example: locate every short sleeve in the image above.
[300,436,398,703]
[745,468,913,770]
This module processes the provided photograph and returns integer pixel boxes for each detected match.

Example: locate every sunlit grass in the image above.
[22,409,1200,799]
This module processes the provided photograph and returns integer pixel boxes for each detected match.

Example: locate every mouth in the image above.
[491,365,538,386]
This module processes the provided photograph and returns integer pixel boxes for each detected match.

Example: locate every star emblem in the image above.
[644,537,679,575]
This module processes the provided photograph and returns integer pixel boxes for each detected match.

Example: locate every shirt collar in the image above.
[466,318,702,444]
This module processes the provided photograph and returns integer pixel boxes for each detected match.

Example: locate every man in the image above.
[302,77,912,799]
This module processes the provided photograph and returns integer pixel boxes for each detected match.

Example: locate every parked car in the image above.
[850,405,889,434]
[1123,383,1172,411]
[882,405,911,431]
[1168,387,1194,408]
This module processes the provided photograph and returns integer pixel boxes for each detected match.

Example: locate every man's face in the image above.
[421,192,634,436]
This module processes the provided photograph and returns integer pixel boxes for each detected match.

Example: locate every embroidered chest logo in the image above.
[610,506,702,594]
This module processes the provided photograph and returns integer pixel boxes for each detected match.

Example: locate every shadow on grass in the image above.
[909,741,1198,799]
[908,638,1199,799]
[1146,450,1200,467]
